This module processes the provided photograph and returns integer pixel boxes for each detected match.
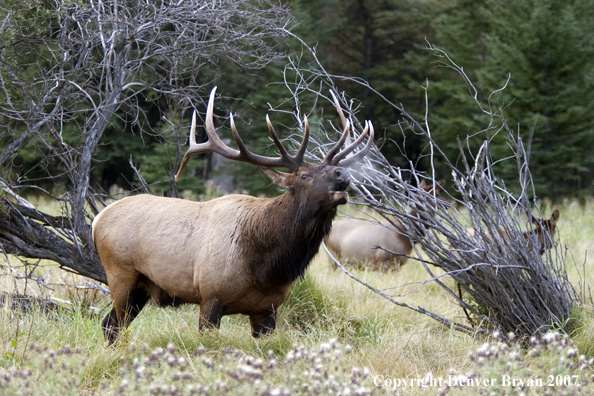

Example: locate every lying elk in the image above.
[462,209,560,255]
[325,180,445,271]
[92,87,374,342]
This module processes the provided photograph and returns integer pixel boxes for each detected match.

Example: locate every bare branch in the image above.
[323,242,478,336]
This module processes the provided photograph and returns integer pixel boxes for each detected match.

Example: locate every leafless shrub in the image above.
[354,123,579,337]
[278,40,580,338]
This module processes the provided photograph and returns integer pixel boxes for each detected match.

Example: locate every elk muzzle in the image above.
[329,168,351,206]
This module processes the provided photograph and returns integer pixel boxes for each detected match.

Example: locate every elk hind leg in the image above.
[102,308,120,344]
[103,275,150,344]
[249,309,276,338]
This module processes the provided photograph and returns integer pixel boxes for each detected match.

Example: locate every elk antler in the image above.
[175,87,310,180]
[321,91,375,168]
[175,87,374,181]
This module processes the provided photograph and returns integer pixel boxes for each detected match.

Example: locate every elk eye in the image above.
[301,174,311,180]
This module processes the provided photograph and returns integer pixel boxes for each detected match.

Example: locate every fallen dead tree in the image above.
[0,183,106,283]
[0,292,60,317]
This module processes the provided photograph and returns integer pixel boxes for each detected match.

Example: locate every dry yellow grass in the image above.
[1,197,593,394]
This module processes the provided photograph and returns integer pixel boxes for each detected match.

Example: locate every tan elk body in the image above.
[325,181,444,270]
[325,217,410,270]
[92,88,374,342]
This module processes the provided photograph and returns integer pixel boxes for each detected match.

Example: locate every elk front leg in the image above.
[249,308,277,338]
[198,299,223,331]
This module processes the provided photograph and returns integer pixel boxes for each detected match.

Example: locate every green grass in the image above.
[1,198,594,394]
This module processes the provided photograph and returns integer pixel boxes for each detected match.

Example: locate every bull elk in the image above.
[324,180,445,271]
[92,87,374,342]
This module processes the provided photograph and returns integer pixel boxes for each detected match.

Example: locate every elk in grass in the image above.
[92,87,374,343]
[463,209,560,255]
[324,180,445,271]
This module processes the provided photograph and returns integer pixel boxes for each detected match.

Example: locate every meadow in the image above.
[1,197,594,395]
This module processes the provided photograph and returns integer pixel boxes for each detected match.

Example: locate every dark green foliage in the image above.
[481,0,594,198]
[292,0,440,172]
[428,0,594,199]
[4,0,594,201]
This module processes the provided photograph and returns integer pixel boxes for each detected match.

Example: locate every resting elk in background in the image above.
[324,180,445,271]
[92,87,374,343]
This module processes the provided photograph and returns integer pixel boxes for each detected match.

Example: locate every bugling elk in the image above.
[324,180,445,271]
[92,87,374,342]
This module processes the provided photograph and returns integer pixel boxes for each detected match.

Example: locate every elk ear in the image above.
[262,168,291,189]
[551,209,560,222]
[419,180,426,188]
[530,215,539,226]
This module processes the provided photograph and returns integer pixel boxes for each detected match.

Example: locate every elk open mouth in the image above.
[329,179,350,205]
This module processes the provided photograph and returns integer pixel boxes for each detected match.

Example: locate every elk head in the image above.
[175,87,374,208]
[527,209,560,254]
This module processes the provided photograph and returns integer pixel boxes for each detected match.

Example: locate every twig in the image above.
[322,242,477,335]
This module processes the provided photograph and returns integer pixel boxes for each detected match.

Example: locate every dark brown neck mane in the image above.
[241,192,337,287]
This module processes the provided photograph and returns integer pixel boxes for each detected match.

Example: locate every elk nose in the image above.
[333,168,351,190]
[334,168,350,181]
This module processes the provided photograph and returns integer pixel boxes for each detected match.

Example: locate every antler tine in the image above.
[323,91,351,164]
[332,121,375,168]
[174,110,198,181]
[294,116,310,164]
[330,90,348,129]
[265,115,293,162]
[176,87,240,181]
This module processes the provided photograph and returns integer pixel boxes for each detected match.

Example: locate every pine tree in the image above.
[481,0,594,198]
[429,0,594,198]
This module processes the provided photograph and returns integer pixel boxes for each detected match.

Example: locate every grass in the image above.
[1,197,594,394]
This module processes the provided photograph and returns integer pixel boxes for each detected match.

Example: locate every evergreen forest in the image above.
[2,0,594,200]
